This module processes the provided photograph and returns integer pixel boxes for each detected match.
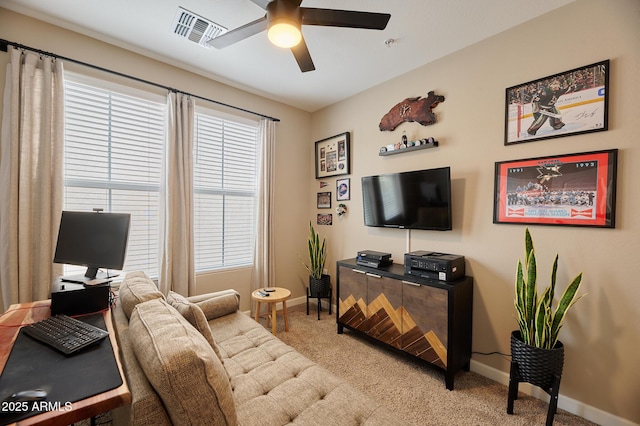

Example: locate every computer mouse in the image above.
[4,389,47,403]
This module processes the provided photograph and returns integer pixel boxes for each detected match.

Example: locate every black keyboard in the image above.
[22,315,109,355]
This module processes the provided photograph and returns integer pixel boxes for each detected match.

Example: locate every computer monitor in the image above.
[53,211,131,283]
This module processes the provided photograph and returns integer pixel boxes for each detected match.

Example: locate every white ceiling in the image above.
[2,0,575,112]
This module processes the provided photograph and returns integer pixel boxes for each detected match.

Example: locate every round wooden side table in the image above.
[251,287,291,334]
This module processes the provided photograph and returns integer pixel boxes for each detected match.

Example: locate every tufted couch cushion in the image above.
[129,298,237,426]
[209,310,401,426]
[112,271,405,426]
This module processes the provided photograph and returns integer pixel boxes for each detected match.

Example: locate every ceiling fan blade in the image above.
[248,0,273,10]
[291,35,315,73]
[301,8,390,30]
[208,16,268,48]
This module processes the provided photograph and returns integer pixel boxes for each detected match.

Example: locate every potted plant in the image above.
[302,222,330,297]
[507,228,585,424]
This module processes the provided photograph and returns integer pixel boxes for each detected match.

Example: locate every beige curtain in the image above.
[159,92,195,296]
[0,47,64,311]
[252,119,276,298]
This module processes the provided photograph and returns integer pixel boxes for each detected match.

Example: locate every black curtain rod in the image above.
[0,38,280,122]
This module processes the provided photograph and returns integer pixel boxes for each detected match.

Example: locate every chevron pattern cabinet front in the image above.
[337,267,369,332]
[337,259,473,390]
[401,281,448,368]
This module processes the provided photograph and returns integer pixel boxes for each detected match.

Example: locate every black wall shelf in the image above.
[379,141,439,156]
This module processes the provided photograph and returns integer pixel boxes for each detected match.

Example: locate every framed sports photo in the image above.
[493,149,617,228]
[315,132,350,179]
[336,178,350,201]
[504,60,609,145]
[317,213,333,225]
[317,192,331,209]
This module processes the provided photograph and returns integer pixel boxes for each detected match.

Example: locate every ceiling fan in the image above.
[208,0,391,73]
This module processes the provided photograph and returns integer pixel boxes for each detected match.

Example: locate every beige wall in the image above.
[0,9,313,312]
[310,0,639,423]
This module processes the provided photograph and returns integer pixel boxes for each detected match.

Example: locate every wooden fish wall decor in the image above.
[379,91,445,131]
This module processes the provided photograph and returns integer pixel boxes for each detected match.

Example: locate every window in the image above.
[193,110,259,271]
[63,74,260,278]
[63,75,165,278]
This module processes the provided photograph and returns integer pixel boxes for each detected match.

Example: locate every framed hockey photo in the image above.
[493,149,617,228]
[504,60,609,145]
[315,132,350,179]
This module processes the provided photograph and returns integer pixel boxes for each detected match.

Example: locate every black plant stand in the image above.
[507,331,564,426]
[507,360,562,426]
[306,287,332,320]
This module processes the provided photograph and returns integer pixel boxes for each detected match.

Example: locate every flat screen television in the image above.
[362,167,452,230]
[53,211,131,283]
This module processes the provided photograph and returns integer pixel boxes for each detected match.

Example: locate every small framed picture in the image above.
[317,213,333,225]
[317,192,331,209]
[336,178,350,201]
[315,132,350,179]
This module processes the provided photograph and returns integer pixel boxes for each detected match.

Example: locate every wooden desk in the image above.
[252,288,291,334]
[0,300,131,425]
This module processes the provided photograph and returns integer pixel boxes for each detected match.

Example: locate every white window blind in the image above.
[193,112,259,271]
[63,76,165,278]
[63,75,260,277]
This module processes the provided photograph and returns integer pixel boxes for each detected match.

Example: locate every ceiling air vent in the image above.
[171,7,227,48]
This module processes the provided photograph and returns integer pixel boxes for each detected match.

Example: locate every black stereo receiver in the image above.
[404,251,465,282]
[356,250,392,269]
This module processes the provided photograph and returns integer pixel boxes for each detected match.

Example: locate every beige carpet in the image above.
[270,303,597,426]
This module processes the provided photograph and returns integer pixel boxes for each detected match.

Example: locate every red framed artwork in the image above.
[493,149,618,227]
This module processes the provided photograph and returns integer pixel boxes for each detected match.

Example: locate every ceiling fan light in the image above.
[268,19,302,48]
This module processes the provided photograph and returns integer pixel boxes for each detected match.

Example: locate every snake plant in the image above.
[302,222,327,279]
[515,228,585,349]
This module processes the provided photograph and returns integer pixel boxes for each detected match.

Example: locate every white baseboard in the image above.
[288,295,309,307]
[470,360,637,426]
[273,295,333,311]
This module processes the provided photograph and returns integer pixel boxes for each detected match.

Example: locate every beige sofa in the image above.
[111,271,405,425]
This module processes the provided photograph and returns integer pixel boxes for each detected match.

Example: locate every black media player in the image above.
[356,250,392,268]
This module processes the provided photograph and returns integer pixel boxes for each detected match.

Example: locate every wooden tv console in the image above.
[336,258,473,390]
